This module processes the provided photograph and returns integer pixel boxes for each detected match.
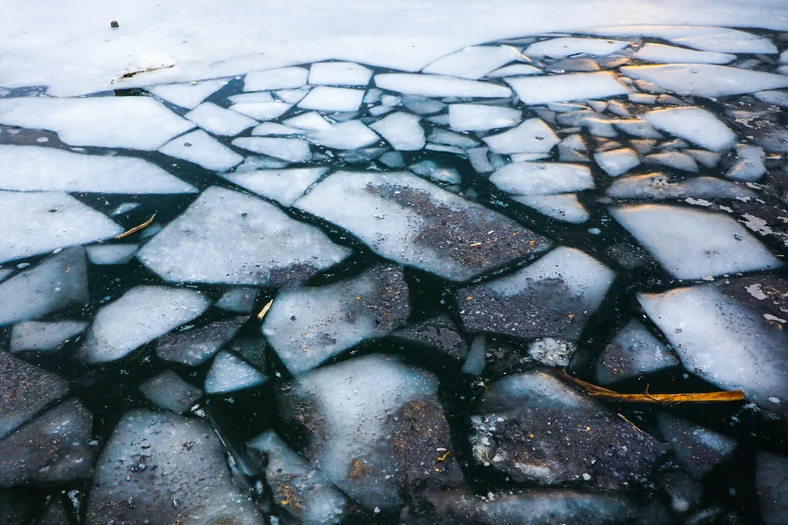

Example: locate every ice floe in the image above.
[512,193,590,223]
[10,320,88,353]
[231,136,311,161]
[159,129,243,171]
[216,287,258,314]
[657,414,736,478]
[78,285,210,363]
[584,25,777,54]
[489,162,593,196]
[644,107,736,151]
[149,78,229,109]
[298,86,365,112]
[422,45,526,79]
[205,351,266,394]
[645,151,699,172]
[306,120,379,149]
[0,96,194,150]
[449,103,521,131]
[524,37,630,58]
[222,167,328,206]
[375,73,511,98]
[139,370,202,414]
[309,61,372,86]
[633,43,735,64]
[157,318,246,366]
[594,148,641,176]
[486,63,542,77]
[230,101,292,120]
[482,118,558,154]
[262,265,409,375]
[137,186,350,285]
[610,204,782,280]
[185,101,257,136]
[607,173,754,201]
[245,67,308,91]
[295,170,551,281]
[506,72,629,104]
[726,144,766,181]
[410,159,461,184]
[85,244,137,265]
[370,111,425,150]
[596,320,678,384]
[620,64,788,98]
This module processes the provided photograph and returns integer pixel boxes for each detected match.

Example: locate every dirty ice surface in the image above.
[2,18,788,525]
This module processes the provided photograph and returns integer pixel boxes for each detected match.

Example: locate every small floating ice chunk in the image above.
[422,45,527,79]
[157,318,246,366]
[611,204,782,280]
[228,91,274,104]
[306,120,379,149]
[644,107,736,152]
[756,451,788,525]
[230,101,291,121]
[657,414,736,478]
[110,202,141,216]
[486,64,543,77]
[251,122,301,136]
[401,95,446,114]
[0,96,194,150]
[185,102,257,136]
[429,128,479,148]
[0,248,88,326]
[472,491,635,524]
[149,78,229,109]
[607,174,754,201]
[245,67,308,91]
[524,38,630,58]
[159,129,243,172]
[410,159,461,184]
[298,86,365,112]
[490,162,594,196]
[262,265,409,375]
[139,370,202,414]
[645,151,699,172]
[205,351,266,394]
[621,64,788,98]
[309,62,372,86]
[596,320,678,384]
[222,167,328,206]
[375,73,511,98]
[754,90,788,108]
[633,44,735,64]
[506,72,629,104]
[513,193,590,223]
[0,145,197,194]
[584,26,777,54]
[85,244,137,265]
[594,148,641,176]
[613,119,663,139]
[726,144,766,181]
[231,137,311,162]
[10,320,88,353]
[483,118,558,154]
[449,103,521,131]
[462,335,487,375]
[79,286,210,363]
[370,111,425,150]
[216,287,258,314]
[282,111,332,131]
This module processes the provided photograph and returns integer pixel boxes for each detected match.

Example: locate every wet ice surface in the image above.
[1,23,788,525]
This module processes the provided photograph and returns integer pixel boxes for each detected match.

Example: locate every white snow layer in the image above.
[422,45,527,79]
[620,64,788,98]
[0,145,197,193]
[149,78,229,109]
[506,72,629,104]
[159,129,243,171]
[610,204,782,280]
[0,96,194,150]
[643,107,737,151]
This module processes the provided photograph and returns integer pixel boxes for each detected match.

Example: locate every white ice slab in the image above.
[633,44,735,64]
[584,26,777,54]
[596,319,678,384]
[245,67,308,91]
[231,137,311,161]
[10,320,88,353]
[369,111,425,150]
[228,92,274,104]
[611,204,783,280]
[0,191,122,264]
[594,148,641,176]
[620,64,788,98]
[726,144,766,181]
[79,286,210,363]
[483,118,559,154]
[86,244,138,265]
[137,186,350,285]
[205,351,266,394]
[230,101,291,120]
[222,167,328,206]
[298,86,365,112]
[0,145,197,193]
[524,37,630,58]
[755,90,788,108]
[0,248,88,327]
[0,96,194,150]
[429,128,479,148]
[410,159,461,184]
[512,193,589,223]
[282,111,333,131]
[506,72,629,104]
[139,370,202,414]
[309,62,372,86]
[449,103,521,131]
[306,120,380,149]
[185,102,257,136]
[639,284,788,416]
[149,78,229,109]
[644,107,736,152]
[490,162,594,196]
[607,174,754,200]
[645,151,699,172]
[215,287,258,314]
[375,73,511,98]
[251,122,301,136]
[486,64,543,77]
[422,45,526,79]
[160,130,242,171]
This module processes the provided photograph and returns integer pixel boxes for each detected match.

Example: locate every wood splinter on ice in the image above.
[556,370,746,404]
[115,213,156,239]
[257,299,274,321]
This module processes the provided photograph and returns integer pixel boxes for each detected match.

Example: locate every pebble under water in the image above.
[1,25,788,525]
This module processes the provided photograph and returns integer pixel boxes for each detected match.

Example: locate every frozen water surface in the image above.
[370,111,425,150]
[230,100,292,120]
[138,370,202,414]
[205,351,267,394]
[512,193,590,223]
[596,319,679,384]
[483,118,559,154]
[298,86,365,112]
[245,67,308,91]
[10,320,88,353]
[232,136,312,161]
[584,25,778,53]
[185,101,257,136]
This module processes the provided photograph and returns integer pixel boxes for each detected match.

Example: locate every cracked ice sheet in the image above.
[0,96,194,150]
[0,145,197,193]
[610,204,782,280]
[0,191,122,264]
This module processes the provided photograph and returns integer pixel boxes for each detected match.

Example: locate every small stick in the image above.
[257,299,274,321]
[115,214,156,240]
[555,370,745,405]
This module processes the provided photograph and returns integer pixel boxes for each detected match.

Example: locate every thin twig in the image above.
[115,213,156,240]
[257,299,274,321]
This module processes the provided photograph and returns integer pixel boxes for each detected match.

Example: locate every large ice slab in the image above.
[0,248,88,326]
[85,409,263,525]
[450,103,521,132]
[610,204,782,280]
[309,61,372,86]
[295,171,551,281]
[489,162,594,196]
[639,280,788,416]
[0,96,194,150]
[185,101,257,136]
[422,45,526,79]
[584,26,777,54]
[149,78,229,109]
[483,118,559,154]
[643,107,736,151]
[506,72,629,104]
[459,246,615,340]
[375,73,511,98]
[633,43,735,64]
[78,286,210,363]
[262,265,409,375]
[0,191,122,264]
[524,37,630,58]
[159,129,243,171]
[369,111,425,150]
[0,145,196,193]
[222,167,328,206]
[620,64,788,98]
[138,186,351,285]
